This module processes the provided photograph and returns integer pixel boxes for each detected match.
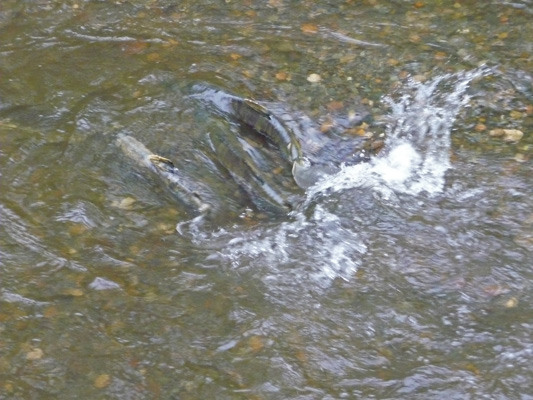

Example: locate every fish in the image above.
[116,133,212,214]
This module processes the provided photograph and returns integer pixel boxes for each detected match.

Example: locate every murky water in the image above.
[1,1,532,398]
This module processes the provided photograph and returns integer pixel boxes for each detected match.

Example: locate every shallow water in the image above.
[1,1,532,399]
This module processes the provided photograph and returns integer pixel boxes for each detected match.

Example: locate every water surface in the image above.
[1,1,532,398]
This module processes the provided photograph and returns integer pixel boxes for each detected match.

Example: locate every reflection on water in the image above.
[1,0,532,399]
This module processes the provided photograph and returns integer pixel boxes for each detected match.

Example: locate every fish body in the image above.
[207,120,293,214]
[116,134,212,214]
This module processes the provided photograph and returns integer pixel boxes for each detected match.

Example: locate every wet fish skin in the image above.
[116,134,212,214]
[207,120,293,215]
[190,84,305,166]
[191,84,373,194]
[116,132,155,170]
[231,97,304,164]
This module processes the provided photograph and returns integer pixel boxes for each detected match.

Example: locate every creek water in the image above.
[1,1,532,399]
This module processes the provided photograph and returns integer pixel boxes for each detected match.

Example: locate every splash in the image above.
[305,67,491,204]
[198,68,491,285]
[210,207,366,285]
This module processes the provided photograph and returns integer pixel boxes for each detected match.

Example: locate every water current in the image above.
[1,1,532,399]
[201,68,491,284]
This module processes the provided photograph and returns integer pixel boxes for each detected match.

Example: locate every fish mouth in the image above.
[292,157,340,189]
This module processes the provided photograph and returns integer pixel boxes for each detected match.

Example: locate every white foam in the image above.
[304,67,490,204]
[197,67,492,284]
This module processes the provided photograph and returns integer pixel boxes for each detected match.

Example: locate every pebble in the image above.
[474,123,487,132]
[275,71,288,81]
[301,23,318,34]
[26,348,44,361]
[489,128,524,142]
[504,297,518,308]
[68,223,87,235]
[94,374,111,389]
[320,118,335,133]
[63,288,84,297]
[514,153,527,163]
[412,74,427,82]
[248,335,264,352]
[307,73,321,83]
[114,197,136,210]
[503,129,524,142]
[146,53,161,62]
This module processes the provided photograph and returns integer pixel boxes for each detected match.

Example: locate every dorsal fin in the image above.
[149,154,175,169]
[244,99,270,117]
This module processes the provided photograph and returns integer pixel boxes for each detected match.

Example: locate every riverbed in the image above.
[1,1,532,398]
